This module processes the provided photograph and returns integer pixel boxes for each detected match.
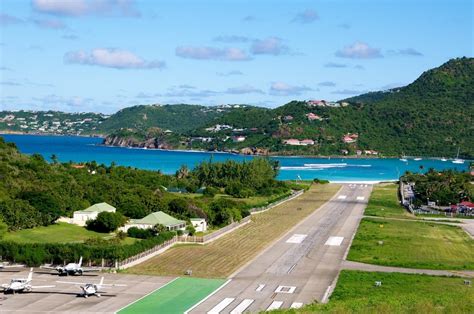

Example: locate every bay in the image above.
[2,134,469,182]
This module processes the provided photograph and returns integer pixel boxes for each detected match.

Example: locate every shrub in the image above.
[127,227,155,239]
[86,212,127,233]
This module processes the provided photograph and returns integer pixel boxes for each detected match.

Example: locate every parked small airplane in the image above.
[0,262,25,270]
[57,277,126,298]
[1,268,55,294]
[43,256,97,276]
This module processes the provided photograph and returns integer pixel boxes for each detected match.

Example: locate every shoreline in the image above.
[2,132,472,161]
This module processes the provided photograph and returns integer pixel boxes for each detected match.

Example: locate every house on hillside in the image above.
[283,139,315,146]
[306,112,322,121]
[232,135,246,143]
[72,202,116,226]
[342,133,359,143]
[121,211,186,232]
[190,218,207,232]
[283,115,294,122]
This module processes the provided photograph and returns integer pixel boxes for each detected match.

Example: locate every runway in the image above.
[191,184,372,313]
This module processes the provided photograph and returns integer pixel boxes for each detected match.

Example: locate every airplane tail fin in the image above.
[99,277,104,286]
[78,256,83,267]
[27,267,33,281]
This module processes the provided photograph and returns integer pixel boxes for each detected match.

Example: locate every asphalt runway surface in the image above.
[191,184,372,313]
[0,270,175,313]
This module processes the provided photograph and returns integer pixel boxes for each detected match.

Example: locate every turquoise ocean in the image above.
[2,134,469,182]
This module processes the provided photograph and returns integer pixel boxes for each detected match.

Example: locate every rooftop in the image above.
[82,202,116,213]
[131,211,185,227]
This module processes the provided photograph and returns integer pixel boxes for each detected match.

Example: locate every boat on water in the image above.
[413,157,422,161]
[452,147,464,164]
[441,157,447,161]
[399,153,408,162]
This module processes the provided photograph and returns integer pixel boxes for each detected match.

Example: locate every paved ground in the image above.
[0,269,175,313]
[191,184,372,313]
[342,260,474,278]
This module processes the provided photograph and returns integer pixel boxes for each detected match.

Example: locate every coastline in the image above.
[2,132,472,161]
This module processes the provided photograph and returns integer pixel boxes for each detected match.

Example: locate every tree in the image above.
[50,154,59,164]
[86,212,126,233]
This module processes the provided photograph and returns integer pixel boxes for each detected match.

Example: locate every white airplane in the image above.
[57,277,126,298]
[43,256,96,276]
[1,268,55,294]
[0,262,25,270]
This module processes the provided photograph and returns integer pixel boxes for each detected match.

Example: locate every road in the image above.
[191,184,372,313]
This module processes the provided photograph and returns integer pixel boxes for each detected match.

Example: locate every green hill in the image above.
[191,57,473,157]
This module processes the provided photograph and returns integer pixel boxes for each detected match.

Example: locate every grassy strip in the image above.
[348,218,474,270]
[363,183,414,219]
[270,270,473,313]
[126,184,340,278]
[3,222,113,243]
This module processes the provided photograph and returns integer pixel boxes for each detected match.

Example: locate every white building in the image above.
[72,202,116,226]
[190,218,207,232]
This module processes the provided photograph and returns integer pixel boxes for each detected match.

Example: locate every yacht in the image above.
[399,153,408,162]
[413,157,422,161]
[452,147,464,164]
[440,157,447,161]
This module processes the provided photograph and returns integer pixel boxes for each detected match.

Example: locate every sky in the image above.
[0,0,472,114]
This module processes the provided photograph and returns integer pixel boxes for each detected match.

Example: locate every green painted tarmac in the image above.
[118,277,226,314]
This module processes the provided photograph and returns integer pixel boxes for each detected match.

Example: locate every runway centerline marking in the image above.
[230,299,254,314]
[267,301,283,310]
[286,234,307,244]
[256,284,265,292]
[337,195,347,200]
[356,196,365,201]
[207,298,234,314]
[275,285,296,294]
[290,302,303,309]
[325,236,344,246]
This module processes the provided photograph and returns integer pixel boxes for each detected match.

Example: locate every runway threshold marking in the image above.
[256,284,265,292]
[286,234,307,244]
[230,299,254,314]
[207,298,234,314]
[337,195,347,200]
[356,196,365,201]
[267,301,283,310]
[290,302,303,309]
[275,285,296,294]
[325,236,344,246]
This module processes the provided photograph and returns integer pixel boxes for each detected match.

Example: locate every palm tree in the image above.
[50,154,58,164]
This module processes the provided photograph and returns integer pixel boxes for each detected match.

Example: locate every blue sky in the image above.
[0,0,472,113]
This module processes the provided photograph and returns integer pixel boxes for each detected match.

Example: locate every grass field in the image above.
[363,183,414,219]
[118,277,226,314]
[272,270,474,313]
[348,218,474,270]
[126,184,340,278]
[3,222,136,244]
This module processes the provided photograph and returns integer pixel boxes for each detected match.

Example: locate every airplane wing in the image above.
[40,265,58,270]
[100,284,127,287]
[1,284,10,289]
[56,281,86,285]
[80,268,100,272]
[1,264,25,268]
[31,285,56,289]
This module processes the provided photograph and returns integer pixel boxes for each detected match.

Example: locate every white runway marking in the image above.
[267,301,283,310]
[325,236,344,246]
[290,302,303,309]
[337,195,347,200]
[256,284,265,292]
[286,234,307,244]
[207,298,234,314]
[356,196,365,201]
[230,299,254,314]
[275,285,296,294]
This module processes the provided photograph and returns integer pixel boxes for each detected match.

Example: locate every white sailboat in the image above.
[452,147,464,164]
[440,157,447,161]
[399,152,408,162]
[414,157,422,161]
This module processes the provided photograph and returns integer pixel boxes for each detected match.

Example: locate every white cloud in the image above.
[270,82,313,96]
[225,85,264,94]
[0,13,24,26]
[175,46,251,61]
[251,37,289,55]
[64,48,165,69]
[292,9,319,24]
[318,81,336,87]
[213,35,252,43]
[336,42,382,59]
[324,62,347,68]
[388,48,423,56]
[33,18,67,29]
[32,0,140,17]
[216,70,243,76]
[331,89,367,95]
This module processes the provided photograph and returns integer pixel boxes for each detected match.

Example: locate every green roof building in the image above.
[82,202,116,213]
[72,202,116,226]
[128,211,186,231]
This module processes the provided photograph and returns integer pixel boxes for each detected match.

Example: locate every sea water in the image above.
[2,134,469,182]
